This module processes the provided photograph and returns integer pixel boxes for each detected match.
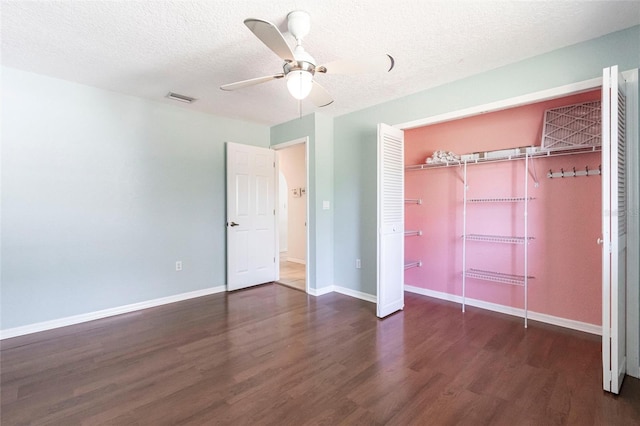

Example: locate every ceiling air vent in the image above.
[166,92,197,103]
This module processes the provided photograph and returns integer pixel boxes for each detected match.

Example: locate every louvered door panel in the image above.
[377,123,405,318]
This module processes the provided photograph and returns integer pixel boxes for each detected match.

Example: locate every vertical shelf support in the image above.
[462,161,468,313]
[524,153,529,328]
[461,156,531,328]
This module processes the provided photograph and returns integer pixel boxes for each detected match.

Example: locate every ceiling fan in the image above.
[220,10,395,107]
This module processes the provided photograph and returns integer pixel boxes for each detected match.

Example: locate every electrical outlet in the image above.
[355,259,361,269]
[176,261,183,271]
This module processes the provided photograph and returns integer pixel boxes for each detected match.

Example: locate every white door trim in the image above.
[272,137,310,294]
[394,77,602,130]
[623,68,640,378]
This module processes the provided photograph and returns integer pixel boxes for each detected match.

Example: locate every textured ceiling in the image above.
[1,1,639,125]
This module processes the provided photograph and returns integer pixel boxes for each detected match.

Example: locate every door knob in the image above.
[597,238,604,245]
[229,222,240,227]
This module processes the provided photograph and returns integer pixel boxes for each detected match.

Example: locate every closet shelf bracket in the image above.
[404,260,423,270]
[405,198,423,204]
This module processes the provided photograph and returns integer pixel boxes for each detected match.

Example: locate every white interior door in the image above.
[602,65,627,394]
[226,142,276,291]
[377,123,405,318]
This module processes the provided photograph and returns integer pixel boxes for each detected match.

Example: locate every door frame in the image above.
[271,137,310,294]
[394,70,640,379]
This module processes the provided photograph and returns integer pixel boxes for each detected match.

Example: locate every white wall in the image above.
[1,67,270,330]
[278,144,306,263]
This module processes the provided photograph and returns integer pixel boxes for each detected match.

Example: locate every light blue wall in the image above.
[2,25,638,331]
[313,113,334,290]
[270,113,334,291]
[333,25,640,296]
[1,67,270,329]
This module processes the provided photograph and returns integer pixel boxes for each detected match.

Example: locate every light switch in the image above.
[323,200,330,210]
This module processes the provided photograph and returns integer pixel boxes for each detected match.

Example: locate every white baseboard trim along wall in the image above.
[308,286,334,297]
[308,285,376,303]
[2,283,600,340]
[0,286,226,340]
[333,286,377,303]
[404,284,602,335]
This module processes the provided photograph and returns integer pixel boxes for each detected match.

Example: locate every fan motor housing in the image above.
[284,60,315,77]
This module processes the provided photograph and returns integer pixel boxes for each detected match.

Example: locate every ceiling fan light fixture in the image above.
[286,69,313,100]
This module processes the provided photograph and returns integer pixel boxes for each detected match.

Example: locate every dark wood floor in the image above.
[2,285,639,425]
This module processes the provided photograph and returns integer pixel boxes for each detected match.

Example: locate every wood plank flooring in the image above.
[2,285,639,425]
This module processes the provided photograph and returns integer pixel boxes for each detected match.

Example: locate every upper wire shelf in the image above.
[405,145,601,171]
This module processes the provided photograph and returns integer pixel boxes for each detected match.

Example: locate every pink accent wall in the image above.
[405,90,602,325]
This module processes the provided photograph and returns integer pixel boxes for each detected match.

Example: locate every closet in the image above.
[403,90,603,329]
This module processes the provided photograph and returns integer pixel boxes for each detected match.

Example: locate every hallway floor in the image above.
[277,252,305,291]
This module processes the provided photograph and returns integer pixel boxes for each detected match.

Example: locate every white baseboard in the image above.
[404,284,601,336]
[287,257,306,265]
[308,286,334,297]
[333,286,376,303]
[0,286,226,340]
[306,285,376,304]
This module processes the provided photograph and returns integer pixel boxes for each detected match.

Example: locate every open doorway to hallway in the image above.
[275,140,308,292]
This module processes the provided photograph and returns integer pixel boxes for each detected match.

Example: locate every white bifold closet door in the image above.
[377,123,405,318]
[602,65,627,394]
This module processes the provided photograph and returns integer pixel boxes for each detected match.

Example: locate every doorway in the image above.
[274,138,309,292]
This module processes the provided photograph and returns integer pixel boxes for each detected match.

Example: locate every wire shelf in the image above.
[465,269,533,286]
[405,230,423,237]
[406,161,461,171]
[465,234,534,244]
[405,145,600,171]
[468,197,534,203]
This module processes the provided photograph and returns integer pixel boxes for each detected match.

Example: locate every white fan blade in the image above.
[244,18,295,62]
[308,81,334,107]
[317,54,395,75]
[220,74,284,91]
